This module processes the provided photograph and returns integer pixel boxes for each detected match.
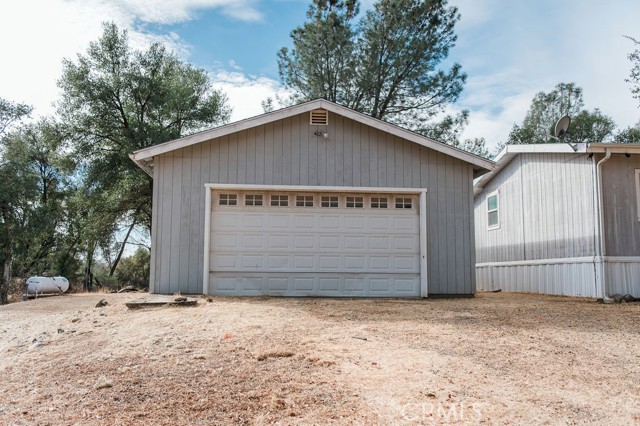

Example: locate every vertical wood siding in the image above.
[475,153,597,263]
[151,111,476,295]
[601,154,640,256]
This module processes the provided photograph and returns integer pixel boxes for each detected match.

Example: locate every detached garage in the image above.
[130,99,493,297]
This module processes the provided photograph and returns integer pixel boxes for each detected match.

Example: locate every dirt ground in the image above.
[0,293,638,425]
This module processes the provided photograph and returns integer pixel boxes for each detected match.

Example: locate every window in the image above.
[636,170,640,222]
[487,191,499,229]
[321,196,339,208]
[395,197,412,209]
[346,196,364,208]
[296,195,314,207]
[219,194,237,206]
[245,194,263,206]
[371,197,388,208]
[270,194,289,207]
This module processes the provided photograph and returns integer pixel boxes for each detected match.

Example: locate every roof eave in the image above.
[131,99,495,174]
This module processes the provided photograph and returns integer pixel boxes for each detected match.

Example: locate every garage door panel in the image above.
[318,235,340,249]
[210,191,421,297]
[318,278,340,292]
[210,273,420,297]
[268,215,290,228]
[344,236,366,250]
[293,277,314,291]
[242,215,265,228]
[294,215,316,229]
[293,255,315,269]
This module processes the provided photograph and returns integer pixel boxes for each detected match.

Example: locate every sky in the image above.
[1,0,639,153]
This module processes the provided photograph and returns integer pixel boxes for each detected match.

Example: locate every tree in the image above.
[625,36,640,107]
[506,83,616,145]
[419,110,490,157]
[616,125,640,144]
[277,0,466,127]
[0,98,32,303]
[58,22,231,281]
[0,98,31,138]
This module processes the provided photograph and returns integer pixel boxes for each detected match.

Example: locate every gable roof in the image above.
[474,142,640,196]
[130,99,494,177]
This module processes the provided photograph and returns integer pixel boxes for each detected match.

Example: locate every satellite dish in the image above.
[554,115,571,139]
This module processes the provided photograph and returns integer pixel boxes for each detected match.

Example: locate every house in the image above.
[474,143,640,299]
[130,99,493,297]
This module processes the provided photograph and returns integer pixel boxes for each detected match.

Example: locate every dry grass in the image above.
[0,292,639,425]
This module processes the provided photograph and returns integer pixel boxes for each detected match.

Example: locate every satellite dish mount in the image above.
[553,115,575,151]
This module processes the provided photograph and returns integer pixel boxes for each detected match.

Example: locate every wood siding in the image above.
[475,153,597,263]
[151,111,476,295]
[601,153,640,256]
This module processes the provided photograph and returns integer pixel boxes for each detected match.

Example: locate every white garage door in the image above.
[208,190,422,297]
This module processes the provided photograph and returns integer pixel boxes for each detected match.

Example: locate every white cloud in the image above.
[107,0,263,24]
[0,0,261,117]
[210,71,289,121]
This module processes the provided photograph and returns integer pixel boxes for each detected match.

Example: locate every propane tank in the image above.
[25,276,70,294]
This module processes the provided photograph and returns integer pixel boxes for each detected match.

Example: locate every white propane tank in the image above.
[26,276,70,294]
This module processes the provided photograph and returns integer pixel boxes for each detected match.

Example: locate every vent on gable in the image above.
[310,109,329,125]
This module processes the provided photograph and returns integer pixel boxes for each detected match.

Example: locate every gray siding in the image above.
[601,153,640,256]
[151,111,476,295]
[475,153,597,263]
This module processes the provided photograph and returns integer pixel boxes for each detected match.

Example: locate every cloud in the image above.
[0,0,263,117]
[210,71,289,121]
[110,0,263,24]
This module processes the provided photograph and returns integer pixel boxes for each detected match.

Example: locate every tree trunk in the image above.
[1,206,12,304]
[0,258,10,304]
[109,220,136,276]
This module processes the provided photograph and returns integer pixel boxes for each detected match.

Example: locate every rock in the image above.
[611,294,624,303]
[602,298,616,304]
[71,318,80,323]
[94,376,113,390]
[174,296,187,302]
[29,341,44,350]
[57,328,64,334]
[95,299,109,308]
[622,294,636,302]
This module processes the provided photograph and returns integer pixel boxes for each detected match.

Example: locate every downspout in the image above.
[595,148,612,299]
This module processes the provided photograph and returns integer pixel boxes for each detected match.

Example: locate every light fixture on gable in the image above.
[314,130,329,139]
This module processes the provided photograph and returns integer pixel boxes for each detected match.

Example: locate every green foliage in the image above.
[0,98,31,137]
[115,247,150,289]
[507,83,616,145]
[58,22,231,279]
[59,22,230,228]
[616,126,640,144]
[625,36,640,107]
[278,0,465,127]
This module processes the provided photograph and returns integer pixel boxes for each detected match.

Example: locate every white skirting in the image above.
[476,257,640,298]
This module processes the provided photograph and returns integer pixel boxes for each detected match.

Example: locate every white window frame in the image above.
[295,195,314,207]
[321,195,339,208]
[371,196,389,209]
[219,193,237,206]
[270,194,289,207]
[636,169,640,222]
[346,196,364,208]
[394,197,413,209]
[487,190,500,230]
[244,194,263,206]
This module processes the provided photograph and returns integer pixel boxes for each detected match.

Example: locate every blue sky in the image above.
[1,0,639,152]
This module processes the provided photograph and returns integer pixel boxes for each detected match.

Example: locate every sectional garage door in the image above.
[208,189,424,297]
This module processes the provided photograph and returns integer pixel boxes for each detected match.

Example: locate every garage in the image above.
[131,99,493,296]
[206,187,427,297]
